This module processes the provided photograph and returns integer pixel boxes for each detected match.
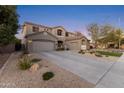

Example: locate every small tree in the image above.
[87,23,99,48]
[0,5,19,45]
[98,25,116,48]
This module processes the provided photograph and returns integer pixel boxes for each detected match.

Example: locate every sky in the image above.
[17,5,124,39]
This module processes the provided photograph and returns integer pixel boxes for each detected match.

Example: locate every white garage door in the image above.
[31,41,55,52]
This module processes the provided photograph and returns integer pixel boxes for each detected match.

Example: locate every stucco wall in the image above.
[22,24,34,36]
[51,27,66,41]
[22,24,67,41]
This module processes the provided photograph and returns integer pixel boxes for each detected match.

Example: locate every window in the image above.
[82,39,86,45]
[57,29,62,36]
[66,32,69,37]
[32,26,39,32]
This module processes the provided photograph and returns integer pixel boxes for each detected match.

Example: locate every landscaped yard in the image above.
[96,50,123,57]
[0,52,94,88]
[78,49,123,62]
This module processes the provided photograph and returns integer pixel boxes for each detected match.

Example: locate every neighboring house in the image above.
[22,22,89,52]
[120,33,124,49]
[97,33,124,49]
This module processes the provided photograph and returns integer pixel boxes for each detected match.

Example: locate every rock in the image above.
[29,63,39,72]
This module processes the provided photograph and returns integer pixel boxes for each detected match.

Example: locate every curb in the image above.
[0,53,14,76]
[117,52,124,62]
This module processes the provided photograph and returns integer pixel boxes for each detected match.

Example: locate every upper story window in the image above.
[32,26,39,32]
[57,29,62,36]
[65,32,69,37]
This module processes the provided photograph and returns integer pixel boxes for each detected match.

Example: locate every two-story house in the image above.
[22,22,89,52]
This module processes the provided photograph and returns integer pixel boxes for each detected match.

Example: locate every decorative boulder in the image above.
[29,63,39,72]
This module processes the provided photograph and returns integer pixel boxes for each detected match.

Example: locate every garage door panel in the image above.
[31,41,54,52]
[70,42,77,50]
[69,42,80,50]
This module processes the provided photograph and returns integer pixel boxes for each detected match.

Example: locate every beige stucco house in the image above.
[22,22,89,52]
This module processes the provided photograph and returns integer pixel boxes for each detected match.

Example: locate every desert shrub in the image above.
[31,58,41,63]
[18,55,32,70]
[78,50,82,53]
[42,72,54,81]
[78,50,85,54]
[95,53,102,57]
[66,48,70,51]
[89,50,95,54]
[56,48,65,51]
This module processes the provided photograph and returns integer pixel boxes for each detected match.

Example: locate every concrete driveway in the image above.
[38,51,115,86]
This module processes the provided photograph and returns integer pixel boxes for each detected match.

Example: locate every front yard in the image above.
[0,49,122,88]
[78,49,123,62]
[0,52,94,88]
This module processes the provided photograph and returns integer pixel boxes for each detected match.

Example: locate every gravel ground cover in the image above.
[0,52,94,88]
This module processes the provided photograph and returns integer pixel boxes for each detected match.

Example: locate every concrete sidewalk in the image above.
[96,53,124,88]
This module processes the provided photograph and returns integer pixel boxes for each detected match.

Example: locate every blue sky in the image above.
[17,5,124,37]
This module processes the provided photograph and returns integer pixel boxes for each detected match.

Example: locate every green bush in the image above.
[31,58,41,63]
[42,72,54,81]
[96,51,122,57]
[18,55,32,70]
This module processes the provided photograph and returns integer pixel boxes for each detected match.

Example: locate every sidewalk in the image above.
[96,53,124,87]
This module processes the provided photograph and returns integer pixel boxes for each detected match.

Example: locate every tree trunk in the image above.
[119,39,121,49]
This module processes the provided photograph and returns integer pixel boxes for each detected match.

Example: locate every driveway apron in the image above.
[38,51,114,85]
